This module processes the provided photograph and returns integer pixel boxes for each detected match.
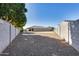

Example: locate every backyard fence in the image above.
[55,20,79,52]
[0,19,20,54]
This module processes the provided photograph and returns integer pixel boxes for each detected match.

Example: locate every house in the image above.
[26,26,54,32]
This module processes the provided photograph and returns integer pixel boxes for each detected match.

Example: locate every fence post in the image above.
[9,23,11,55]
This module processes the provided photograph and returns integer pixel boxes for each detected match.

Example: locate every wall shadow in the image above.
[1,33,79,56]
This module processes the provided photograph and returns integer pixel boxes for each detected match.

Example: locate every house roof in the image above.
[27,26,46,29]
[27,26,53,29]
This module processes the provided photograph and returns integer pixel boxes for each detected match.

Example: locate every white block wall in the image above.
[60,22,69,42]
[55,22,70,41]
[55,20,79,52]
[70,21,79,51]
[0,19,20,53]
[11,24,16,41]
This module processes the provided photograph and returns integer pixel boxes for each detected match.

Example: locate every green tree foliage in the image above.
[0,3,27,28]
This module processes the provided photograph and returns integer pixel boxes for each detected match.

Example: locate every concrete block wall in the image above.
[55,20,79,52]
[59,21,69,42]
[54,25,60,35]
[0,19,20,53]
[0,20,10,53]
[55,21,70,41]
[11,24,16,41]
[54,27,58,34]
[70,21,79,51]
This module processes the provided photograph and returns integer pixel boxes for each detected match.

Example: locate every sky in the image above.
[23,3,79,29]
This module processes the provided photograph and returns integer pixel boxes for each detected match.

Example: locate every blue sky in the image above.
[24,3,79,28]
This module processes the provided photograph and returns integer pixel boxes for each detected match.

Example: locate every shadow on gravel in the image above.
[1,33,79,56]
[22,31,35,34]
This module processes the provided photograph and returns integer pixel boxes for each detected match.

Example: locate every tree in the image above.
[0,3,27,29]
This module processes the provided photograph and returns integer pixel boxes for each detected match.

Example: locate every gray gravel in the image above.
[2,32,79,56]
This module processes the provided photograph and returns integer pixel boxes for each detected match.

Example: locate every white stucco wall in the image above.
[0,19,20,53]
[55,25,60,35]
[11,24,16,41]
[55,20,79,52]
[60,22,69,42]
[70,21,79,51]
[0,20,10,53]
[55,21,70,41]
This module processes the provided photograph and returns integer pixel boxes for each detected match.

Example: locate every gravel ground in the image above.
[1,31,79,56]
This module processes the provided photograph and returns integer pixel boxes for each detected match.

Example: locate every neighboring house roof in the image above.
[27,26,49,29]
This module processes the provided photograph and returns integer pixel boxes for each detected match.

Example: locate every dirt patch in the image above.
[32,31,61,40]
